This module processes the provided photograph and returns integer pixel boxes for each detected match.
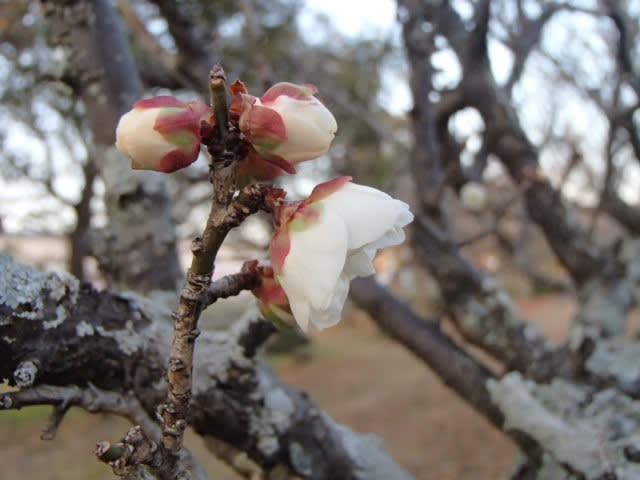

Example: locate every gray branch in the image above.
[489,372,640,479]
[0,254,412,480]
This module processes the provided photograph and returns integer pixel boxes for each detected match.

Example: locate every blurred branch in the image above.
[149,0,214,91]
[116,0,195,91]
[606,0,640,94]
[494,226,571,294]
[413,217,568,380]
[488,372,640,479]
[544,50,640,236]
[350,277,504,428]
[1,384,160,442]
[398,0,570,381]
[238,0,274,88]
[501,2,598,94]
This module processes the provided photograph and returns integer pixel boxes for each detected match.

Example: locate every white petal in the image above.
[277,210,348,332]
[287,296,311,332]
[319,182,413,251]
[308,274,350,330]
[367,226,406,253]
[343,249,376,278]
[270,96,337,163]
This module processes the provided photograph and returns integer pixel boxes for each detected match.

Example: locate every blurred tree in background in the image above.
[0,0,402,278]
[2,1,640,479]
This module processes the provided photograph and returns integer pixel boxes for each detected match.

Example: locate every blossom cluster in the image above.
[115,81,413,332]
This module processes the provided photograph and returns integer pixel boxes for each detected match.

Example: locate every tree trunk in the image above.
[43,0,182,293]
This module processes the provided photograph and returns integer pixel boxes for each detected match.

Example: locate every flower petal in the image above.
[276,210,348,332]
[343,249,376,278]
[267,96,337,163]
[116,109,175,168]
[318,182,413,251]
[308,274,350,330]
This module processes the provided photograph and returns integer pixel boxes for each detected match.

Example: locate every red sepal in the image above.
[270,226,290,275]
[134,96,184,109]
[187,101,211,122]
[230,80,249,96]
[237,151,289,186]
[262,153,296,174]
[241,104,288,143]
[154,108,200,137]
[261,82,318,103]
[156,147,199,173]
[305,176,352,205]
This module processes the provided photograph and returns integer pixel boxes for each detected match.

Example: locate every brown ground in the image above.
[0,294,577,480]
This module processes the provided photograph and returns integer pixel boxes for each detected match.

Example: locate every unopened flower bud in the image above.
[239,82,337,168]
[116,96,209,173]
[460,182,488,213]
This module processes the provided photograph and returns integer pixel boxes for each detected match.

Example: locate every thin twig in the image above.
[159,66,270,478]
[200,269,262,308]
[1,384,160,441]
[456,180,531,248]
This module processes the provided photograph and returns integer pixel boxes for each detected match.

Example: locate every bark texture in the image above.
[0,254,413,480]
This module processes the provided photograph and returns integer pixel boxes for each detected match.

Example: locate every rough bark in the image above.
[42,0,182,293]
[0,254,413,480]
[489,373,640,480]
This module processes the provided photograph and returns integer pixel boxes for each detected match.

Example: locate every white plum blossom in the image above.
[116,96,209,173]
[270,177,413,332]
[239,82,337,169]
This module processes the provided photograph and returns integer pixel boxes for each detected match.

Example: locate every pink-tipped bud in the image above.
[251,266,296,330]
[239,82,337,168]
[115,96,209,173]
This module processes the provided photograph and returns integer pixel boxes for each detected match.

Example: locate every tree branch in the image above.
[160,178,269,475]
[488,372,640,479]
[349,277,504,428]
[201,269,262,308]
[397,0,570,382]
[1,384,159,441]
[148,0,214,92]
[0,255,413,479]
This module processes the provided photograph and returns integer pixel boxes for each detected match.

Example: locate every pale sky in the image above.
[298,0,412,115]
[300,0,398,38]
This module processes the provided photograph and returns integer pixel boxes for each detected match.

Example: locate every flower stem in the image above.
[209,65,228,140]
[160,178,268,477]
